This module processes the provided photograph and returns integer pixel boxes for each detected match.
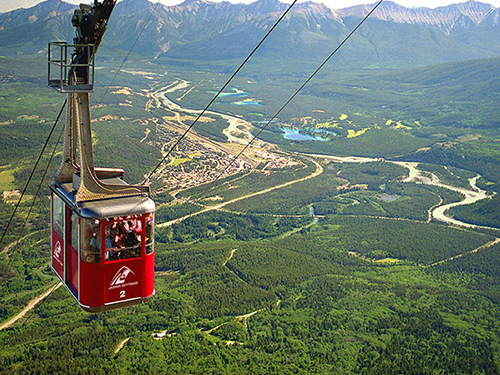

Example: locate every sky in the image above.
[2,0,500,13]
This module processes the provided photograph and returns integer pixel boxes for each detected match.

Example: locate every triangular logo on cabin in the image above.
[110,266,136,287]
[53,241,62,259]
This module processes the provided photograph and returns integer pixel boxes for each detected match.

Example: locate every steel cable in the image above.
[197,0,385,196]
[0,99,67,246]
[142,0,299,184]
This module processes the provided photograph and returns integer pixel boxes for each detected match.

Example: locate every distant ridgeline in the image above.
[2,0,500,70]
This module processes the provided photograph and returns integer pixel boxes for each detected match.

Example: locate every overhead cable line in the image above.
[2,2,162,245]
[23,124,65,227]
[142,0,299,184]
[97,0,162,105]
[0,99,67,246]
[201,0,385,191]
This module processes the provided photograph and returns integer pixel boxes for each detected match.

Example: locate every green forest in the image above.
[1,49,500,374]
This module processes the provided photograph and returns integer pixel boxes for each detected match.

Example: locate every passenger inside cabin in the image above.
[123,229,140,257]
[110,226,122,247]
[145,213,154,254]
[90,226,112,251]
[82,220,102,263]
[105,218,142,260]
[102,226,120,260]
[84,252,96,263]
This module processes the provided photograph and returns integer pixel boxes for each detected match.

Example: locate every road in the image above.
[152,80,493,230]
[158,158,323,227]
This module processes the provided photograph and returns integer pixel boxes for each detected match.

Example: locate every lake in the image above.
[230,100,262,106]
[280,128,330,142]
[210,87,249,97]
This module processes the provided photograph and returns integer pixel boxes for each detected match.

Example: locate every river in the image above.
[153,83,254,145]
[152,83,494,230]
[314,157,493,229]
[391,162,494,229]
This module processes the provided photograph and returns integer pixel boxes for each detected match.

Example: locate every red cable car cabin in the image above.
[50,176,156,312]
[48,0,156,312]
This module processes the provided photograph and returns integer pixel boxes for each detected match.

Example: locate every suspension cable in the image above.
[199,0,385,192]
[142,0,299,184]
[0,99,67,246]
[97,1,162,105]
[23,124,65,227]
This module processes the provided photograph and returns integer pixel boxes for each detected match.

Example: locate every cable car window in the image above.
[105,217,142,261]
[81,219,101,263]
[71,212,79,251]
[52,195,64,236]
[145,213,154,255]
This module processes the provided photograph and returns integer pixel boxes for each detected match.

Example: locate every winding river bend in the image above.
[308,156,494,230]
[152,83,494,230]
[153,83,255,145]
[394,162,495,229]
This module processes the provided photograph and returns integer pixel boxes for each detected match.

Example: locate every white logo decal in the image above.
[54,241,62,258]
[53,241,63,266]
[109,266,136,289]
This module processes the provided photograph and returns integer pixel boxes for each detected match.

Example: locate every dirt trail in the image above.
[429,237,500,267]
[280,216,319,239]
[139,128,150,143]
[236,310,262,339]
[114,338,130,354]
[203,309,263,337]
[0,282,62,330]
[1,231,40,254]
[201,248,268,339]
[203,322,228,335]
[223,249,237,266]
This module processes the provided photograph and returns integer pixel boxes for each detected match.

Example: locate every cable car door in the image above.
[66,209,79,296]
[51,193,65,279]
[103,219,142,306]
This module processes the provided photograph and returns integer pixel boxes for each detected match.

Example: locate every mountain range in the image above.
[340,0,500,32]
[2,0,500,70]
